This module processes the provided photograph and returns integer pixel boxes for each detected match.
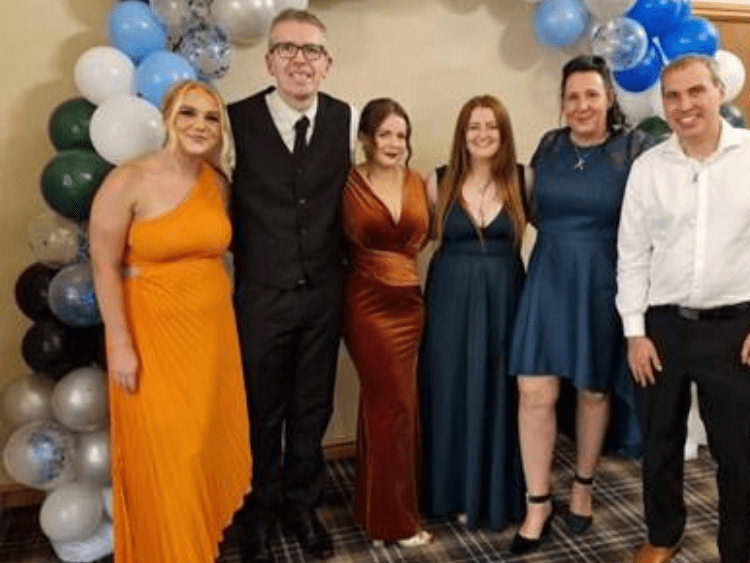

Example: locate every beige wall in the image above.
[0,0,585,486]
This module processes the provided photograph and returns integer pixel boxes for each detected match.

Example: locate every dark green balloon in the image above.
[40,150,112,221]
[48,97,96,151]
[637,116,672,143]
[721,104,746,128]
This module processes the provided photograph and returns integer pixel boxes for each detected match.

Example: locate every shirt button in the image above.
[298,198,307,206]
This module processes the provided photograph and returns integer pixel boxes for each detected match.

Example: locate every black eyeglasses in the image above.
[270,42,327,61]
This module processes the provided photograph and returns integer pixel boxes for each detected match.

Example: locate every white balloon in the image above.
[40,482,103,543]
[274,0,309,12]
[212,0,276,46]
[715,49,746,103]
[90,95,165,165]
[616,80,664,124]
[74,46,136,106]
[76,429,111,485]
[1,374,55,428]
[102,486,113,520]
[584,0,637,21]
[50,520,113,563]
[52,366,108,432]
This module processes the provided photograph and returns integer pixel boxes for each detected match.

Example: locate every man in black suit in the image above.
[228,9,355,563]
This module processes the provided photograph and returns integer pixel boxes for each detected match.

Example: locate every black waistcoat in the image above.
[229,88,351,290]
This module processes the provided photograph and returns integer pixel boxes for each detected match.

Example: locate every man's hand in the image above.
[627,336,662,386]
[740,331,750,366]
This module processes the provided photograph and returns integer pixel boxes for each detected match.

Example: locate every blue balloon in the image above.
[627,0,684,37]
[48,263,101,328]
[660,17,718,59]
[107,1,167,64]
[136,51,198,107]
[533,0,590,48]
[675,0,692,22]
[614,43,664,92]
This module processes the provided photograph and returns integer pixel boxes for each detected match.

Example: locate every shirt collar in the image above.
[662,118,740,161]
[267,88,318,127]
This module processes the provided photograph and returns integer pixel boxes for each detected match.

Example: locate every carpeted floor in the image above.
[0,435,720,563]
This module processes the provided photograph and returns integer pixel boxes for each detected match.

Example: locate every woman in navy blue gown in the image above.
[507,56,653,554]
[420,95,527,530]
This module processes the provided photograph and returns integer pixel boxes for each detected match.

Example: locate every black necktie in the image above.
[293,116,310,158]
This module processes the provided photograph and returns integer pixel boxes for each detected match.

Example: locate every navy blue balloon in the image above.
[614,43,664,92]
[533,0,590,48]
[48,263,101,328]
[627,0,684,37]
[107,1,166,63]
[675,0,692,22]
[660,17,718,59]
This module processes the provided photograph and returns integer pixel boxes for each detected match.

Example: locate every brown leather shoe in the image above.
[633,542,681,563]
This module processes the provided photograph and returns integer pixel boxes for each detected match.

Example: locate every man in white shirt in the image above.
[617,55,750,563]
[228,9,357,563]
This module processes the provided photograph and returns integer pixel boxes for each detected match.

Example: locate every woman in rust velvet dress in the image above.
[342,98,431,546]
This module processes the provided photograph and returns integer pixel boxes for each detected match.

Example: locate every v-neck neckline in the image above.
[354,166,406,226]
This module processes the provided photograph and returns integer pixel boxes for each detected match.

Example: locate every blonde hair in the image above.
[161,80,236,180]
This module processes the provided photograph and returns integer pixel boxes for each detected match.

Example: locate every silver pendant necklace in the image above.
[573,145,595,170]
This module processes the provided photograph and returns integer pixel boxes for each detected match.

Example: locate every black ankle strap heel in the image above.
[564,474,594,534]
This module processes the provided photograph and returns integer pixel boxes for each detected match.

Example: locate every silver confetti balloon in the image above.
[1,373,55,428]
[52,366,108,432]
[76,429,111,485]
[177,23,231,80]
[40,482,103,542]
[3,419,76,491]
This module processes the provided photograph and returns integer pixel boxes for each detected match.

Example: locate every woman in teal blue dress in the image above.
[420,95,527,530]
[507,56,653,554]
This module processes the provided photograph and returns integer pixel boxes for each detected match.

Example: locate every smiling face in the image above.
[265,19,331,110]
[562,70,613,145]
[364,113,408,169]
[465,106,500,162]
[168,87,222,158]
[662,60,723,149]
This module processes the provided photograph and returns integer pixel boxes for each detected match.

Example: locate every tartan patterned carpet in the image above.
[0,436,721,563]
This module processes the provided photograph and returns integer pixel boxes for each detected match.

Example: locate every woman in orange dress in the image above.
[342,98,432,546]
[89,81,251,563]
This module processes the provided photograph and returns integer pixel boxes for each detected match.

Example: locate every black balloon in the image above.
[15,263,61,320]
[21,319,103,380]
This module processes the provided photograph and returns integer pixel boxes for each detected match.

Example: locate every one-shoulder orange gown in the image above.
[342,167,429,541]
[109,164,251,563]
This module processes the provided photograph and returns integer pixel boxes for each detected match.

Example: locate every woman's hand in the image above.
[108,341,139,393]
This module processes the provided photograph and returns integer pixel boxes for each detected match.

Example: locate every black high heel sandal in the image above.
[507,493,554,555]
[563,474,594,534]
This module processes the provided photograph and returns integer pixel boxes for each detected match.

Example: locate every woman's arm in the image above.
[89,166,139,393]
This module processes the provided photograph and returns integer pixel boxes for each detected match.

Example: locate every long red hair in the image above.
[434,95,526,245]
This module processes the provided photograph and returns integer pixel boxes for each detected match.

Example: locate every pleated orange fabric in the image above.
[342,167,429,541]
[110,163,251,563]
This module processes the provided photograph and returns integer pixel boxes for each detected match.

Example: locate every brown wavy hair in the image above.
[434,95,526,244]
[358,97,412,168]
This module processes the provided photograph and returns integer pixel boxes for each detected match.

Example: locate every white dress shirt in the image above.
[616,121,750,337]
[265,89,359,155]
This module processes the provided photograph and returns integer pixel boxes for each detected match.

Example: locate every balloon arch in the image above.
[529,0,746,129]
[2,1,746,561]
